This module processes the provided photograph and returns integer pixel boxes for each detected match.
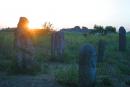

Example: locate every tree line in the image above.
[92,25,116,35]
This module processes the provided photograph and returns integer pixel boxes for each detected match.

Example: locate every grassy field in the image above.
[0,30,130,87]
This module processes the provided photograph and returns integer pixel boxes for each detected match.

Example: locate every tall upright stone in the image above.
[14,17,35,70]
[79,44,97,87]
[97,39,106,62]
[51,31,64,58]
[51,31,56,56]
[58,31,64,55]
[119,26,126,51]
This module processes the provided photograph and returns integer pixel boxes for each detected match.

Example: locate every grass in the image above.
[0,30,129,87]
[55,64,79,87]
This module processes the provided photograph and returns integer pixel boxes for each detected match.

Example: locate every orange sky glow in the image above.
[0,0,130,31]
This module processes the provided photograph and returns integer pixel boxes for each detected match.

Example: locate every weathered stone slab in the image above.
[51,31,64,57]
[79,44,97,87]
[14,17,35,70]
[119,26,126,51]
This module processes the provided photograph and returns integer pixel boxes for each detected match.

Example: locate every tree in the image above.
[105,26,116,34]
[74,26,81,30]
[94,25,104,34]
[42,22,53,32]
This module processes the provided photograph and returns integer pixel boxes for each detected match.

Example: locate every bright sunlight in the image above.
[28,22,42,29]
[0,0,130,30]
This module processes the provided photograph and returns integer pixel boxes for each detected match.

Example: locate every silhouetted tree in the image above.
[105,26,116,34]
[74,26,81,30]
[94,25,104,34]
[82,26,88,30]
[42,22,53,32]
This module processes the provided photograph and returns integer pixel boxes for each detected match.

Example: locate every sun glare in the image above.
[0,0,130,30]
[28,22,42,29]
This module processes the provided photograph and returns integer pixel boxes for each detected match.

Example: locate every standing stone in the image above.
[14,17,35,70]
[58,31,64,55]
[119,26,126,51]
[79,44,97,87]
[97,39,106,62]
[51,31,55,56]
[51,31,64,58]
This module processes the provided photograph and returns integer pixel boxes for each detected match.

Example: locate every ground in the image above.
[0,31,130,87]
[0,63,63,87]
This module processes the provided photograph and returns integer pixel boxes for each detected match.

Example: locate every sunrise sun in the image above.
[28,21,42,29]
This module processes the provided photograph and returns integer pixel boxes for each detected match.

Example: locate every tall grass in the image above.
[0,31,129,86]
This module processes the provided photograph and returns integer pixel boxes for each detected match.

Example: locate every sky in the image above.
[0,0,130,31]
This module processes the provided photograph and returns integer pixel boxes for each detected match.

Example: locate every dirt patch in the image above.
[0,74,62,87]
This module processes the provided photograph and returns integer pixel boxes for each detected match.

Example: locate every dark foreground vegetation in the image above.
[0,28,129,87]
